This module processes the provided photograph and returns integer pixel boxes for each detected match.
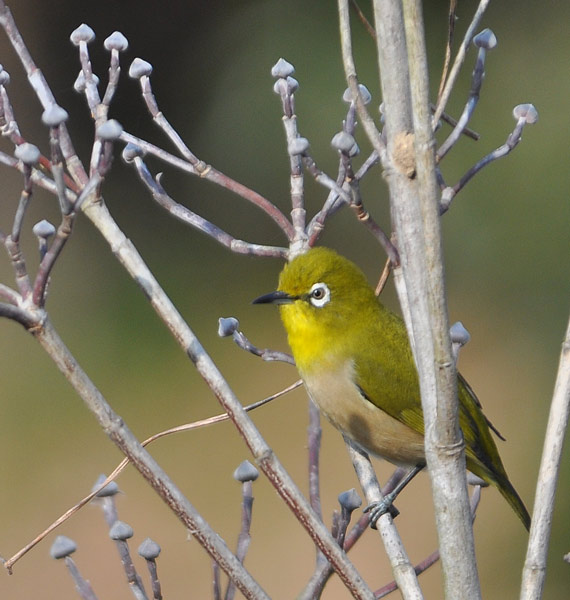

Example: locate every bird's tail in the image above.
[467,457,531,531]
[494,473,531,531]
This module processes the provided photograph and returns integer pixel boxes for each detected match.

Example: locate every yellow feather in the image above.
[256,247,530,530]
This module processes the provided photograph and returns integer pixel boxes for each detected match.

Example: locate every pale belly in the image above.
[301,362,425,466]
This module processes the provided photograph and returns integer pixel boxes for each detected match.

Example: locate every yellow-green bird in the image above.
[253,246,530,530]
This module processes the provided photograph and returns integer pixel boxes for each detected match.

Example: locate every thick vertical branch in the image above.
[401,2,480,598]
[339,6,423,596]
[370,0,481,597]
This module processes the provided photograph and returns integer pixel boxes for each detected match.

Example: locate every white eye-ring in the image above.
[308,282,331,308]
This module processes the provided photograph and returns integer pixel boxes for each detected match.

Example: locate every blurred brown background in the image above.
[0,1,568,598]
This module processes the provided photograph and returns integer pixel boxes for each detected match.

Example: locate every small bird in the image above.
[253,246,530,530]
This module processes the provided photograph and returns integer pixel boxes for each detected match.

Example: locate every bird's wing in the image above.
[353,337,503,445]
[353,340,426,436]
[458,372,505,441]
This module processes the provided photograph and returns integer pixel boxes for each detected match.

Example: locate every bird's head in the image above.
[253,247,378,367]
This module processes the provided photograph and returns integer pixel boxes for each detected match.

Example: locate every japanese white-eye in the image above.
[253,247,530,530]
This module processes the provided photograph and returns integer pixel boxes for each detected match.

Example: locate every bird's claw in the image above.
[364,493,399,529]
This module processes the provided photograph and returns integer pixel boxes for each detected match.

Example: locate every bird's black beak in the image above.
[252,290,296,305]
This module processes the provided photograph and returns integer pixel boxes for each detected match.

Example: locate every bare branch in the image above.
[129,58,201,166]
[10,186,31,244]
[126,152,287,258]
[432,0,491,126]
[350,0,376,39]
[101,32,128,107]
[15,314,271,600]
[375,486,482,598]
[307,400,324,522]
[345,440,424,599]
[437,29,496,161]
[42,109,72,214]
[3,380,301,571]
[299,468,411,600]
[60,554,98,600]
[431,102,480,141]
[118,130,295,241]
[70,24,101,114]
[307,96,382,247]
[0,283,19,304]
[226,462,259,600]
[218,317,294,362]
[441,104,538,212]
[436,0,457,104]
[32,213,75,306]
[272,59,307,248]
[402,1,480,596]
[3,234,32,300]
[124,59,296,241]
[521,315,570,599]
[374,257,392,296]
[304,124,397,264]
[0,301,35,328]
[338,1,386,162]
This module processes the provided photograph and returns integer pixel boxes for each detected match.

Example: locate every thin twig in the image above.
[436,0,457,104]
[306,158,348,246]
[4,234,32,300]
[345,440,423,599]
[307,141,380,246]
[3,312,271,599]
[307,400,323,522]
[63,556,99,600]
[128,154,287,258]
[350,199,399,267]
[47,124,72,215]
[75,31,101,114]
[441,109,537,212]
[374,257,392,296]
[11,176,32,243]
[338,1,386,162]
[213,563,222,600]
[0,283,20,305]
[110,533,148,600]
[225,477,255,600]
[32,213,75,306]
[119,131,294,241]
[101,43,123,109]
[437,30,495,161]
[350,0,376,39]
[432,0,491,127]
[375,485,481,598]
[2,380,302,571]
[272,61,307,247]
[431,103,479,141]
[0,301,36,327]
[134,68,201,167]
[125,69,295,240]
[298,468,408,600]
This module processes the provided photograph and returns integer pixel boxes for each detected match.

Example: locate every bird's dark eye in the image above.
[308,282,330,308]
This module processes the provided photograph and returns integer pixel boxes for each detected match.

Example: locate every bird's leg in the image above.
[364,463,425,528]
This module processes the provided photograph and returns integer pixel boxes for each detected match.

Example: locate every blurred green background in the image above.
[1,1,568,598]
